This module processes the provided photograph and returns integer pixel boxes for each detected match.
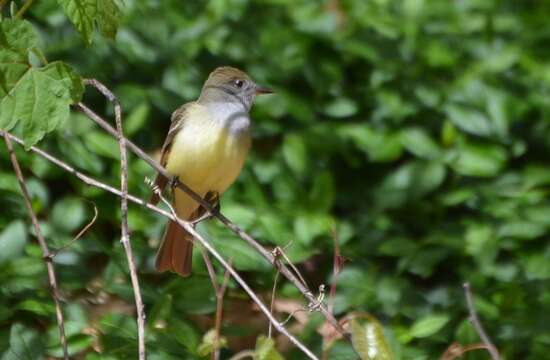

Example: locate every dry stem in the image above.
[2,133,69,360]
[75,101,349,340]
[463,283,500,360]
[2,130,318,360]
[84,79,146,359]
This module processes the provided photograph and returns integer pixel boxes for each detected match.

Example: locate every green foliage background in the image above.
[2,0,550,358]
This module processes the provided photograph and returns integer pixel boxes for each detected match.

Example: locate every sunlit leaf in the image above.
[255,335,284,360]
[351,316,394,360]
[0,62,84,147]
[56,0,97,44]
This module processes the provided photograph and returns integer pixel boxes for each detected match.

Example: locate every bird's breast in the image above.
[165,105,251,195]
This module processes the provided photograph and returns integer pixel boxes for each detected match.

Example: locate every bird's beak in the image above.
[255,85,274,95]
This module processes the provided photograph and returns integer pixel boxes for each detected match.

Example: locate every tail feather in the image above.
[155,220,193,277]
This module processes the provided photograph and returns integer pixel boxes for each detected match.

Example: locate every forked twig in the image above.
[75,100,349,340]
[151,178,319,360]
[3,129,319,359]
[2,134,69,360]
[84,79,146,360]
[268,271,280,339]
[463,283,500,360]
[49,201,98,258]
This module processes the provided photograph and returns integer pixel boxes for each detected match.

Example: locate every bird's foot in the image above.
[168,175,180,188]
[191,192,220,225]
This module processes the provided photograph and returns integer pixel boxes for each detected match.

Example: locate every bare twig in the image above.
[463,283,500,360]
[328,226,344,316]
[268,271,280,338]
[154,188,319,360]
[2,134,69,360]
[1,130,318,360]
[75,101,349,340]
[197,245,231,360]
[440,342,495,360]
[322,226,345,360]
[84,79,146,360]
[228,350,255,360]
[50,202,98,257]
[15,0,34,18]
[213,267,231,360]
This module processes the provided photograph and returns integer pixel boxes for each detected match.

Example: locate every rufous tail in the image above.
[155,220,193,277]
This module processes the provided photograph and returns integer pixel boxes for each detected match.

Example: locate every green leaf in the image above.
[196,329,227,357]
[351,317,393,360]
[210,235,270,271]
[0,19,37,52]
[0,61,84,147]
[339,124,402,162]
[323,98,358,118]
[254,335,284,360]
[3,323,43,360]
[0,20,36,97]
[51,197,86,233]
[523,254,550,280]
[445,103,492,137]
[308,170,335,212]
[17,299,55,316]
[96,0,121,39]
[294,212,333,246]
[171,319,200,354]
[400,127,442,160]
[0,220,28,264]
[56,0,97,44]
[84,131,120,159]
[451,143,507,177]
[124,102,149,135]
[408,314,449,339]
[282,133,307,176]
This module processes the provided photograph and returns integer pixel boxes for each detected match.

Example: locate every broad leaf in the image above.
[0,19,37,52]
[408,314,449,338]
[255,335,284,360]
[0,221,28,264]
[3,323,43,360]
[351,317,393,360]
[57,0,97,44]
[196,329,227,356]
[0,61,84,147]
[0,20,36,97]
[97,0,122,39]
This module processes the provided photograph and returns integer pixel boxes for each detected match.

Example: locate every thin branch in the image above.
[228,350,255,360]
[197,246,231,360]
[213,267,231,360]
[268,271,280,338]
[322,226,345,360]
[463,283,500,360]
[84,79,146,360]
[74,101,349,340]
[440,342,495,360]
[327,226,344,316]
[15,0,34,18]
[50,201,98,257]
[154,189,319,360]
[2,130,319,360]
[2,134,69,360]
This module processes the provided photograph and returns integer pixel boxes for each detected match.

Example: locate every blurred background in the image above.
[1,0,550,358]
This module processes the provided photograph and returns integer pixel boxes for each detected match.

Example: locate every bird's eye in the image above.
[233,79,244,88]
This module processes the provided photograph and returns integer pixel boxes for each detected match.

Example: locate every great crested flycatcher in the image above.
[150,66,272,277]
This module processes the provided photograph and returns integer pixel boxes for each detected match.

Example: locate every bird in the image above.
[150,66,272,277]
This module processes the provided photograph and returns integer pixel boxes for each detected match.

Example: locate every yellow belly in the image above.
[164,106,251,219]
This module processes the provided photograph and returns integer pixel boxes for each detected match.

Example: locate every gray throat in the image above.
[205,100,251,136]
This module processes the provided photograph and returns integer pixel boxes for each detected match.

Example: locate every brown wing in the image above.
[149,102,195,205]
